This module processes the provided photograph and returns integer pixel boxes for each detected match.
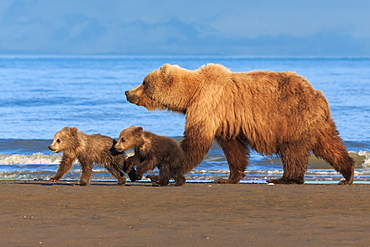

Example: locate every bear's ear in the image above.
[70,127,78,136]
[134,126,143,135]
[160,64,172,75]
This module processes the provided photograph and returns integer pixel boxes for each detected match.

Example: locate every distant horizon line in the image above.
[1,54,370,59]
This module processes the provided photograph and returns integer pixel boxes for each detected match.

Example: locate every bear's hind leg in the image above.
[171,167,186,186]
[313,132,354,185]
[267,143,309,184]
[215,137,248,184]
[105,162,126,185]
[153,165,172,186]
[173,173,186,186]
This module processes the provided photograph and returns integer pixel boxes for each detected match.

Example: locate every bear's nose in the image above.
[125,91,129,96]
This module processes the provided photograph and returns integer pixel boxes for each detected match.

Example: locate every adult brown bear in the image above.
[125,64,354,185]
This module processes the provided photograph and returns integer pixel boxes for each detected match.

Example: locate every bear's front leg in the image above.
[180,125,214,174]
[77,162,93,186]
[50,155,75,182]
[123,155,140,173]
[146,174,159,183]
[215,137,248,184]
[123,155,140,182]
[105,163,127,185]
[135,159,156,180]
[127,169,137,182]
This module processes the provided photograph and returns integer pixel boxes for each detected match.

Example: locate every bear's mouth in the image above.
[126,95,139,104]
[48,146,58,152]
[125,90,140,104]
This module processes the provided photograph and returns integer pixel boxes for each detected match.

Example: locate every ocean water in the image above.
[0,56,370,184]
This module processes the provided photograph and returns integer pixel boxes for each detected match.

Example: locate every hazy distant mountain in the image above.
[0,0,369,56]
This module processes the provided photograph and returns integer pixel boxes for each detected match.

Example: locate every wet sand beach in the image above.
[1,180,370,246]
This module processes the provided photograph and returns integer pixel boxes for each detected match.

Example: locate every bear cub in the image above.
[49,126,134,186]
[115,126,186,186]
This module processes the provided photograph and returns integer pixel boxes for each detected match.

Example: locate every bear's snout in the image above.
[48,145,56,152]
[114,145,123,153]
[125,91,139,104]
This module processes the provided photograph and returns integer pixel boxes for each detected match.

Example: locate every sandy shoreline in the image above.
[1,180,370,246]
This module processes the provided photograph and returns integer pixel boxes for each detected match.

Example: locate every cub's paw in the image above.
[49,177,59,182]
[214,178,228,184]
[214,178,237,184]
[128,170,137,182]
[151,182,161,187]
[146,175,160,183]
[135,174,143,181]
[74,183,88,186]
[266,178,304,184]
[174,183,185,187]
[116,179,127,186]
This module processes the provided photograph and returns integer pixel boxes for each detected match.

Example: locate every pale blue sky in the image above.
[0,0,369,56]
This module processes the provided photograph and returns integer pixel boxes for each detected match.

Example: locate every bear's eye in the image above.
[143,80,151,88]
[121,138,125,142]
[56,139,61,143]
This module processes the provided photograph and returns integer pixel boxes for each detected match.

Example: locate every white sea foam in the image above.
[1,151,370,168]
[0,152,136,166]
[0,151,370,183]
[357,151,370,167]
[0,153,62,165]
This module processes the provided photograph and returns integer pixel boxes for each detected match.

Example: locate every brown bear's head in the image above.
[125,64,192,114]
[48,127,79,153]
[115,126,144,152]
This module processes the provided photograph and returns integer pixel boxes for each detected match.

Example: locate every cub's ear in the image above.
[70,127,78,136]
[134,126,143,135]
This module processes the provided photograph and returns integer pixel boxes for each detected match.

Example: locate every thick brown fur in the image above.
[115,126,186,186]
[125,63,355,185]
[48,127,129,186]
